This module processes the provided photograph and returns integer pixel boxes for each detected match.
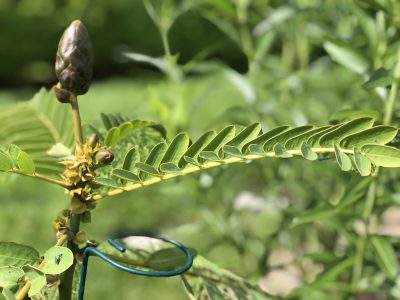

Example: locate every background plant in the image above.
[2,1,400,299]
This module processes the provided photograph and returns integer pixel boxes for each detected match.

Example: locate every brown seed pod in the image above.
[55,20,93,95]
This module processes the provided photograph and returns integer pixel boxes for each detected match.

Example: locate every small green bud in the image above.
[95,149,114,166]
[55,20,93,95]
[87,134,99,148]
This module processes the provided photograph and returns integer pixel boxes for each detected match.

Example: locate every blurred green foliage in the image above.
[2,0,400,299]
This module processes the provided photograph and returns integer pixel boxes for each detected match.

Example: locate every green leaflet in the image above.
[363,68,395,89]
[22,266,46,297]
[340,126,398,148]
[291,205,337,227]
[181,256,271,300]
[147,248,197,271]
[361,145,400,167]
[0,242,40,268]
[329,109,382,122]
[301,143,318,160]
[0,266,24,289]
[319,117,375,147]
[226,123,261,149]
[370,236,399,280]
[136,162,160,176]
[0,152,12,172]
[223,145,244,158]
[274,143,292,157]
[334,145,352,171]
[17,151,35,175]
[160,133,190,166]
[307,124,343,147]
[94,178,123,188]
[264,125,314,152]
[144,142,167,169]
[104,127,120,147]
[203,126,235,153]
[112,169,141,182]
[179,131,216,168]
[243,125,290,152]
[285,126,330,150]
[101,112,114,130]
[353,148,372,176]
[122,147,140,171]
[323,37,369,74]
[159,162,182,174]
[199,151,222,162]
[41,246,73,275]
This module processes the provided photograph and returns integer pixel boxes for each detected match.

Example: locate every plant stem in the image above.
[59,214,81,300]
[70,94,84,147]
[10,169,70,188]
[383,48,400,125]
[59,93,84,300]
[16,234,68,300]
[351,47,400,292]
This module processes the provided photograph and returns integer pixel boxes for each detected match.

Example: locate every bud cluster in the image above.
[54,20,93,103]
[60,134,114,215]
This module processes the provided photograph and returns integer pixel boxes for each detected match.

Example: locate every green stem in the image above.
[70,94,84,147]
[59,213,81,300]
[10,169,70,188]
[59,93,84,300]
[351,47,400,292]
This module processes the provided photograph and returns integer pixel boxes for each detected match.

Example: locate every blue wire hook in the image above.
[78,237,193,300]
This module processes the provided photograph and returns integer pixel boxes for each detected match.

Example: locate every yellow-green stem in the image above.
[59,93,84,300]
[10,169,70,188]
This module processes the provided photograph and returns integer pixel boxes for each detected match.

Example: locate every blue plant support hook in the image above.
[78,237,194,300]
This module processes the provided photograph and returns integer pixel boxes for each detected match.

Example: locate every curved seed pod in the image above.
[55,20,93,95]
[95,149,114,166]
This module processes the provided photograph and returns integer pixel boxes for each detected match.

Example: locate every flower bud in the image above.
[54,82,71,103]
[95,149,114,166]
[87,134,99,148]
[55,20,93,95]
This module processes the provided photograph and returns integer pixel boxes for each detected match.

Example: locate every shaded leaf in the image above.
[285,126,330,150]
[122,147,140,171]
[323,37,369,74]
[319,118,374,147]
[329,109,382,122]
[363,68,395,89]
[22,266,46,297]
[112,169,141,182]
[160,133,190,166]
[265,126,314,152]
[334,145,352,171]
[160,163,182,174]
[353,148,372,176]
[301,143,318,160]
[243,125,290,152]
[203,126,235,153]
[274,143,292,158]
[0,242,40,268]
[94,178,123,188]
[340,126,398,148]
[0,267,24,288]
[179,131,216,168]
[370,236,398,280]
[226,123,261,149]
[223,145,244,158]
[136,162,160,177]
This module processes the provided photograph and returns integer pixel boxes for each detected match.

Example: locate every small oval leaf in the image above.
[41,246,73,275]
[17,151,35,175]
